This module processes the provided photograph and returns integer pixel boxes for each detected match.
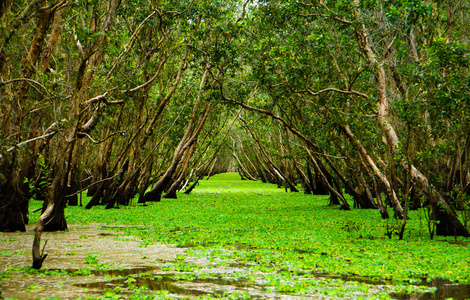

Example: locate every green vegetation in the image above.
[79,173,470,282]
[1,0,469,297]
[1,0,470,281]
[6,172,465,299]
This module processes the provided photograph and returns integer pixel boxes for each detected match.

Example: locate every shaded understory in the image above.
[1,173,470,299]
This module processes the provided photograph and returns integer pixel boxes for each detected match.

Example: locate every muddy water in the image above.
[392,279,470,300]
[0,224,190,299]
[0,224,275,299]
[1,224,470,299]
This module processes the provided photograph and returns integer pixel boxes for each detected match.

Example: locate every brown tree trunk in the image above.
[229,149,257,181]
[1,1,56,232]
[351,4,467,235]
[144,64,213,201]
[322,153,377,210]
[32,202,54,269]
[240,118,299,192]
[163,142,197,198]
[304,147,350,210]
[305,163,318,194]
[341,124,398,218]
[184,112,240,193]
[239,137,263,179]
[41,135,72,232]
[145,101,212,201]
[0,163,29,231]
[40,6,63,73]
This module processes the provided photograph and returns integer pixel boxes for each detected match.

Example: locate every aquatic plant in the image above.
[1,173,468,299]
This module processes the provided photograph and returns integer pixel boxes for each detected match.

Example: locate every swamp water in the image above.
[1,224,469,299]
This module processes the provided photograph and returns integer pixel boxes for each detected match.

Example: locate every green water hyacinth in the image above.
[11,173,469,299]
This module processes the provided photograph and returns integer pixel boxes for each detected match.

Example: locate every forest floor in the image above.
[1,172,470,299]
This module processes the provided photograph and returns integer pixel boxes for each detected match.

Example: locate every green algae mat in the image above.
[1,172,470,299]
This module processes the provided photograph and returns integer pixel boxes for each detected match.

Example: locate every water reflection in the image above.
[392,278,470,300]
[1,224,470,299]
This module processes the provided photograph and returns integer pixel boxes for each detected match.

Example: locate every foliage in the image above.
[63,174,470,284]
[5,173,461,299]
[1,0,470,296]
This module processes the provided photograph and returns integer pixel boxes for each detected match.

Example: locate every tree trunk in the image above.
[351,5,467,235]
[0,1,57,232]
[183,112,239,194]
[32,203,54,269]
[42,139,71,232]
[240,117,299,192]
[304,147,350,210]
[145,103,211,201]
[144,62,213,201]
[341,124,403,218]
[206,158,218,180]
[0,175,29,232]
[163,142,197,198]
[229,149,257,181]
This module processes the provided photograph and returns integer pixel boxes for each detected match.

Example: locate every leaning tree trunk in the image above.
[240,117,299,192]
[32,202,54,269]
[145,101,212,202]
[324,154,382,212]
[229,149,257,181]
[304,147,350,210]
[42,137,73,232]
[144,63,212,202]
[31,134,72,268]
[0,1,56,232]
[351,5,468,235]
[163,142,197,199]
[0,162,29,232]
[341,124,398,218]
[32,0,124,268]
[184,111,240,194]
[239,137,263,179]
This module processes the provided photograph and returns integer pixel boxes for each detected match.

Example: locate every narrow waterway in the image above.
[3,225,469,299]
[1,173,470,299]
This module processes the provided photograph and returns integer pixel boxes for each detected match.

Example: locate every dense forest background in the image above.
[1,0,469,267]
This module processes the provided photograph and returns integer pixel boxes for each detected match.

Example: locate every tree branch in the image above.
[78,130,126,144]
[236,0,251,23]
[80,88,121,107]
[65,173,121,198]
[7,132,56,152]
[0,77,47,91]
[293,87,369,99]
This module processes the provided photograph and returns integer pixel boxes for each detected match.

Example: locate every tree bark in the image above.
[341,124,401,218]
[0,1,56,232]
[304,147,350,210]
[351,4,467,235]
[145,100,212,201]
[229,149,257,181]
[163,142,197,198]
[32,202,54,269]
[240,117,299,192]
[184,111,240,193]
[144,64,213,201]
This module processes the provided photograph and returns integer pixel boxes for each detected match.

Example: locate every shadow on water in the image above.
[74,271,255,298]
[75,277,210,297]
[2,225,469,300]
[69,265,470,300]
[300,271,470,300]
[4,264,470,299]
[49,266,161,277]
[391,278,470,300]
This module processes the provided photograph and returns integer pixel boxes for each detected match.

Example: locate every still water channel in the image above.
[1,224,469,299]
